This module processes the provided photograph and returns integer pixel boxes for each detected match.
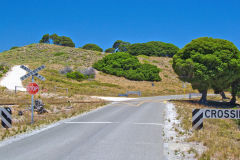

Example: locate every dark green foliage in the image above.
[172,37,240,103]
[40,33,75,47]
[0,64,9,78]
[10,46,19,50]
[50,34,59,44]
[93,52,161,81]
[54,52,65,56]
[113,40,131,52]
[105,48,115,53]
[82,44,103,52]
[66,71,87,81]
[39,34,50,43]
[128,41,179,57]
[58,36,75,47]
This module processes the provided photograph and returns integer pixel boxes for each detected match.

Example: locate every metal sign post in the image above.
[20,65,45,124]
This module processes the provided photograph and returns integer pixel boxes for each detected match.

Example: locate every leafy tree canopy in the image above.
[112,40,131,52]
[40,33,75,47]
[105,48,115,53]
[10,46,19,50]
[128,41,179,57]
[82,44,103,52]
[39,34,50,43]
[172,37,240,103]
[93,52,161,81]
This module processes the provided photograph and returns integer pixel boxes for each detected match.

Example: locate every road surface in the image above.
[0,95,189,160]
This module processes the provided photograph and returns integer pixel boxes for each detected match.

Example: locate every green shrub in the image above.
[105,48,115,53]
[0,64,9,75]
[82,44,103,52]
[93,52,161,81]
[128,41,179,57]
[54,52,65,56]
[66,71,86,81]
[10,46,19,50]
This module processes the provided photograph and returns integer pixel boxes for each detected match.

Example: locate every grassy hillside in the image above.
[0,43,196,141]
[0,43,195,97]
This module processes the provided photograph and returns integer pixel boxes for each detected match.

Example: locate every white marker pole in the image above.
[31,75,34,124]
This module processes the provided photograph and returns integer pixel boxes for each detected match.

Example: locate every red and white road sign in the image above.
[26,83,39,95]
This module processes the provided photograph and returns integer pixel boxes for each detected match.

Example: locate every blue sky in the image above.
[0,0,239,52]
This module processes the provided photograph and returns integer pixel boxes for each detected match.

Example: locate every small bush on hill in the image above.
[93,52,161,81]
[10,46,19,50]
[128,41,179,57]
[0,64,9,78]
[82,44,103,52]
[66,71,86,81]
[78,67,96,78]
[105,48,115,53]
[59,66,72,74]
[54,52,65,56]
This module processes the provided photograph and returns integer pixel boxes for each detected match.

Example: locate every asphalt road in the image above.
[0,95,189,160]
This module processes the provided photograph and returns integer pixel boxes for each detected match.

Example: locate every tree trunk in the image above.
[220,91,229,99]
[230,82,237,105]
[230,96,236,105]
[199,90,207,104]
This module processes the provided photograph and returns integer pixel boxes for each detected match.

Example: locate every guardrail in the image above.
[189,93,202,99]
[126,91,141,96]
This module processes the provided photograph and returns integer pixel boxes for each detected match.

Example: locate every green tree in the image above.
[105,48,115,53]
[59,36,75,47]
[39,34,50,43]
[128,41,179,57]
[172,37,240,103]
[112,40,131,52]
[10,46,19,50]
[47,34,75,47]
[50,33,60,44]
[82,44,103,52]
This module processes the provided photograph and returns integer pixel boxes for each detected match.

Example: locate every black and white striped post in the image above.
[0,107,12,128]
[192,109,203,130]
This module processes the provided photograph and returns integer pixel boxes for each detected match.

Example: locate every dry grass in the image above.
[94,56,196,97]
[0,44,197,97]
[172,96,240,160]
[0,94,105,141]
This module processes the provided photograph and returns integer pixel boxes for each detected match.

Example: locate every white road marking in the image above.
[65,121,119,124]
[65,121,163,126]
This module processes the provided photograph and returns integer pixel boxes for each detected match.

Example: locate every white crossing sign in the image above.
[20,65,45,81]
[192,109,240,130]
[20,65,46,124]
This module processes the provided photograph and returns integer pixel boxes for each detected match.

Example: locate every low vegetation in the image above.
[93,52,161,81]
[0,93,105,141]
[82,43,103,52]
[173,98,240,160]
[0,63,9,78]
[0,43,194,97]
[128,41,179,57]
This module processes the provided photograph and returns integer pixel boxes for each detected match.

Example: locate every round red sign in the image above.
[27,83,39,95]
